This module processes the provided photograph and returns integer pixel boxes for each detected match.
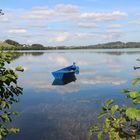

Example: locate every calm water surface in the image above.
[6,49,140,140]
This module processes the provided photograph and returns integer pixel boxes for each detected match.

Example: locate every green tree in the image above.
[5,39,21,47]
[90,60,140,140]
[31,44,45,50]
[0,52,24,139]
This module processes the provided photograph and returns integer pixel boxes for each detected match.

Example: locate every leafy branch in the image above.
[0,52,24,139]
[90,61,140,140]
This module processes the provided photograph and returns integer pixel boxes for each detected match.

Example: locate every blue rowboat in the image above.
[52,63,79,79]
[52,74,76,85]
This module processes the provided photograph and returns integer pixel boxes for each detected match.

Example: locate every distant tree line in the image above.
[0,39,45,50]
[1,39,140,50]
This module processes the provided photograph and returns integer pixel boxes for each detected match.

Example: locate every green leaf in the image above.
[1,101,6,108]
[9,128,20,133]
[126,107,140,121]
[0,134,2,140]
[121,89,131,93]
[15,66,24,72]
[113,119,120,128]
[133,66,140,70]
[132,78,140,85]
[0,76,7,82]
[89,125,99,136]
[6,74,17,80]
[106,99,114,106]
[6,102,11,109]
[104,118,111,129]
[0,63,4,68]
[101,103,107,111]
[1,113,10,122]
[98,131,103,140]
[119,107,126,114]
[136,58,140,62]
[129,90,139,98]
[109,128,116,140]
[97,111,108,119]
[133,96,140,104]
[111,105,119,115]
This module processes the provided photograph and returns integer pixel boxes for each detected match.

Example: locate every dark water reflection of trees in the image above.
[9,52,45,61]
[6,50,140,62]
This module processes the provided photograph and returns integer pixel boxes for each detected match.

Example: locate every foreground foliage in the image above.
[0,52,24,139]
[90,60,140,140]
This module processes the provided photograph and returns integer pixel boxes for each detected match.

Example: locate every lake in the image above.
[6,49,140,140]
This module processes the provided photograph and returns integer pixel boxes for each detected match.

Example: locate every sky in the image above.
[0,0,140,46]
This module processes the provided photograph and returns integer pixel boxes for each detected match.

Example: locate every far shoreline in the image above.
[1,39,140,50]
[3,47,140,51]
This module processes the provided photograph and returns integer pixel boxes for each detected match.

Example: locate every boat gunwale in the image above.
[52,65,73,73]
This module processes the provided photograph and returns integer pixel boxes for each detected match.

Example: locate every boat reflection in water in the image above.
[52,73,77,86]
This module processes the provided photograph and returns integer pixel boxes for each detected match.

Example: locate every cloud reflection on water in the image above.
[14,51,129,94]
[20,73,127,94]
[57,83,80,94]
[79,75,127,86]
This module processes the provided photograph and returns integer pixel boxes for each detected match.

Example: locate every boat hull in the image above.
[52,74,76,85]
[52,65,79,79]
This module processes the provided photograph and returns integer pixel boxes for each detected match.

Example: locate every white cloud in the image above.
[29,24,48,29]
[109,24,123,28]
[0,4,129,45]
[130,20,140,25]
[76,32,94,38]
[98,29,123,40]
[78,23,98,28]
[75,29,123,40]
[24,7,54,20]
[107,29,122,33]
[42,31,71,43]
[55,32,70,42]
[54,4,80,14]
[0,17,9,23]
[18,5,127,24]
[21,4,80,20]
[77,11,127,22]
[8,28,27,33]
